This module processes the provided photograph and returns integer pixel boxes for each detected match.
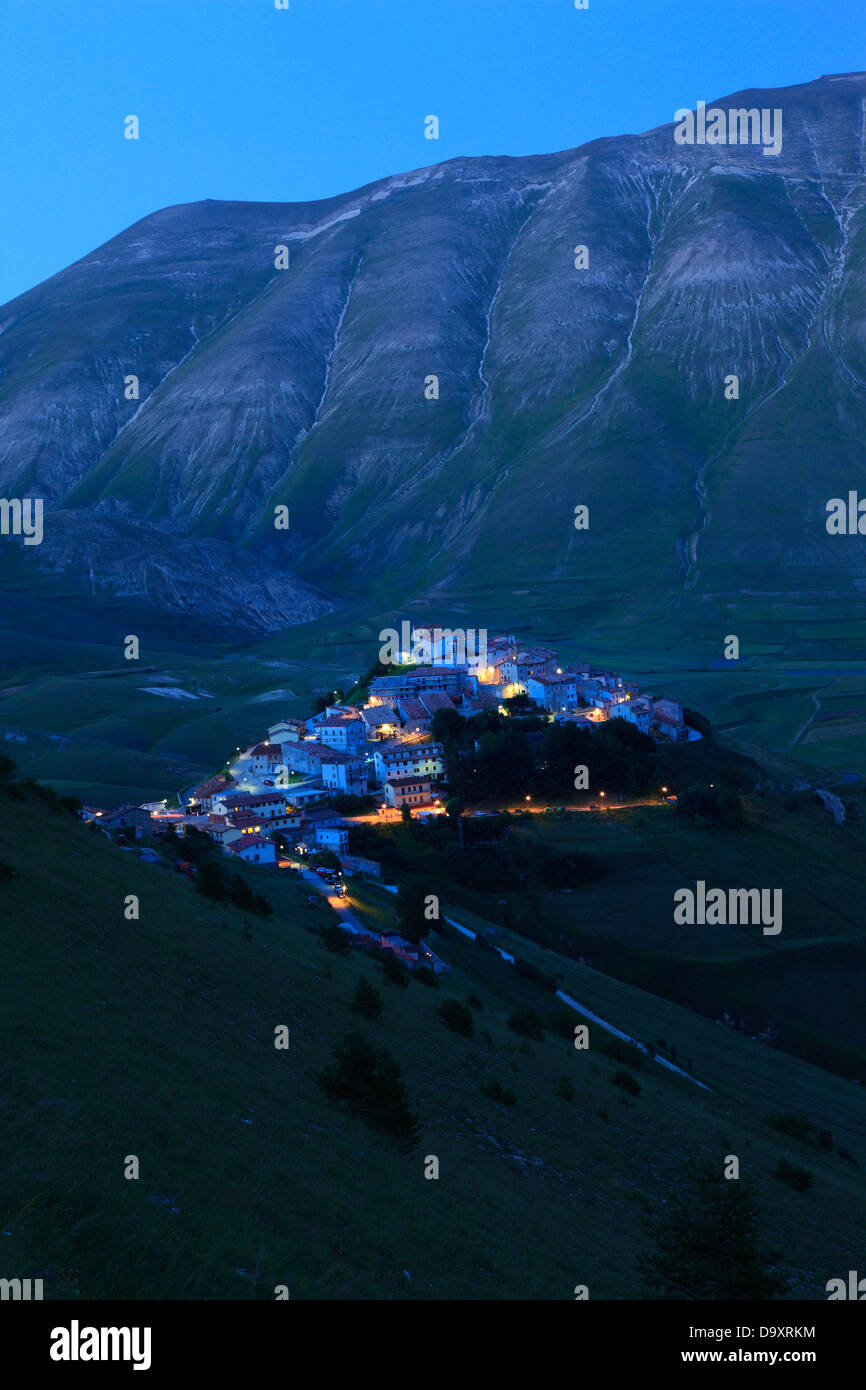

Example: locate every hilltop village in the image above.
[82,624,698,876]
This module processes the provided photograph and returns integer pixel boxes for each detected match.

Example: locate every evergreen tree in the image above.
[318,1031,419,1150]
[639,1159,789,1299]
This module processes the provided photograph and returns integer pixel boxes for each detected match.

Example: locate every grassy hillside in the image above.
[350,793,866,1082]
[1,783,865,1299]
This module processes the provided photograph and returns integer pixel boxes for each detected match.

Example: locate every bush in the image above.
[507,1006,545,1041]
[767,1112,817,1146]
[678,784,744,828]
[437,998,474,1037]
[611,1067,641,1096]
[513,956,557,991]
[414,965,439,988]
[353,977,384,1020]
[774,1158,814,1192]
[319,1031,419,1150]
[555,1076,575,1101]
[196,859,227,901]
[601,1037,646,1071]
[320,923,352,957]
[379,953,411,988]
[481,1079,516,1106]
[0,858,18,883]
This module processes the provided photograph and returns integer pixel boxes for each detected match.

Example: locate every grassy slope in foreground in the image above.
[1,786,865,1299]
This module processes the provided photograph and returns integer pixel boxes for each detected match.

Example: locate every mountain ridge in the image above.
[2,72,865,638]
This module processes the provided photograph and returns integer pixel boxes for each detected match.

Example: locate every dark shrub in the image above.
[482,1079,516,1106]
[601,1037,646,1070]
[353,977,384,1020]
[379,953,411,988]
[774,1158,814,1192]
[318,1031,419,1150]
[196,860,227,901]
[611,1067,641,1096]
[767,1113,817,1146]
[507,1007,545,1041]
[437,998,474,1037]
[320,923,352,956]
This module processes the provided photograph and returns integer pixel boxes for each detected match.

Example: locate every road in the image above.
[442,912,711,1092]
[298,865,376,938]
[344,798,664,825]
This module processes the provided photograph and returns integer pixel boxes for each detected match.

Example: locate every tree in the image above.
[400,804,412,824]
[311,849,341,871]
[639,1159,789,1299]
[196,859,227,901]
[318,1031,419,1150]
[683,706,712,738]
[445,796,465,850]
[430,706,464,745]
[396,881,430,944]
[678,784,744,829]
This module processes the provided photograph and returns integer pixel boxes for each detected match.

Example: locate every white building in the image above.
[315,825,350,853]
[225,836,276,865]
[525,671,579,712]
[373,742,446,783]
[612,696,653,734]
[317,715,365,754]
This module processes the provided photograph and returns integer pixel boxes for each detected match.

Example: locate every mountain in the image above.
[2,73,866,639]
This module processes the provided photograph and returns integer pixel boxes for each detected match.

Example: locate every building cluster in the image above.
[371,624,697,740]
[81,621,697,869]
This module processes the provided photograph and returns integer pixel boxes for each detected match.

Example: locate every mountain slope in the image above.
[1,74,865,637]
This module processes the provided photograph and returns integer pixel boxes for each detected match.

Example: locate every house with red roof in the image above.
[225,836,276,865]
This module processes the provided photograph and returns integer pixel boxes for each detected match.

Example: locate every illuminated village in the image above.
[81,623,697,869]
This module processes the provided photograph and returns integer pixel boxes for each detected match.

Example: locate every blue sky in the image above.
[1,0,864,305]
